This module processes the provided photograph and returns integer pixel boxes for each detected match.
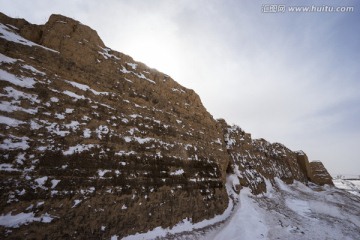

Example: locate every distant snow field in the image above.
[333,178,360,197]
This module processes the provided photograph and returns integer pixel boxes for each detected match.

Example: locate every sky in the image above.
[1,0,359,176]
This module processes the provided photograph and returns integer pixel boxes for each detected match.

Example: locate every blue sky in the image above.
[1,0,359,175]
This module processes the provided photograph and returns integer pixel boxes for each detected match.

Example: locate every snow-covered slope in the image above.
[333,178,360,197]
[207,179,360,240]
[123,179,360,240]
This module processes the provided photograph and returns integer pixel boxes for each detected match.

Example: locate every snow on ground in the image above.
[0,163,20,172]
[121,178,360,240]
[209,188,268,240]
[22,64,46,76]
[203,179,360,240]
[98,47,120,60]
[0,212,54,228]
[0,53,17,63]
[62,90,85,100]
[0,23,58,53]
[98,169,111,178]
[35,176,48,189]
[0,100,38,114]
[63,144,98,155]
[64,79,109,95]
[72,199,82,208]
[0,135,29,150]
[170,169,185,176]
[333,178,360,197]
[51,179,60,189]
[83,128,91,138]
[119,65,156,84]
[1,86,40,103]
[0,69,36,88]
[0,115,26,127]
[126,62,138,70]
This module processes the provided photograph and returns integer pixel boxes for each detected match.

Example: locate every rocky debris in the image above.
[295,152,333,186]
[218,119,309,194]
[309,161,334,186]
[295,151,312,180]
[0,12,334,239]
